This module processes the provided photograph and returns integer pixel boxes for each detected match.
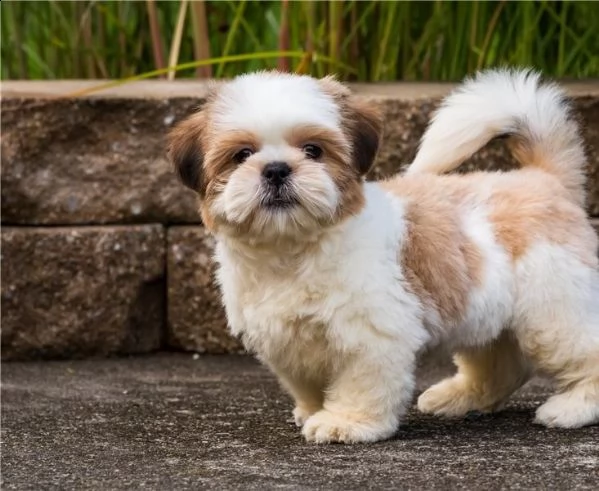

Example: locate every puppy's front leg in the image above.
[277,373,324,427]
[302,346,416,444]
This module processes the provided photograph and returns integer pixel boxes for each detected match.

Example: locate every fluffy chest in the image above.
[214,184,424,359]
[224,266,345,376]
[241,271,349,324]
[215,232,390,360]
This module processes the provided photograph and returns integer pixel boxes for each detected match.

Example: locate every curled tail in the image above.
[407,68,587,204]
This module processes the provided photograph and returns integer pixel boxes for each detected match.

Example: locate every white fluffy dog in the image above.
[168,68,599,443]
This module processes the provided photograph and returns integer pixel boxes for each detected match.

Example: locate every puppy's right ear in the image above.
[167,111,207,195]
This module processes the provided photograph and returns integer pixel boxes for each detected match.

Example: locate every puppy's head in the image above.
[168,72,382,241]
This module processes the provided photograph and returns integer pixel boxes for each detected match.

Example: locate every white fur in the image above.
[450,206,514,347]
[211,72,342,136]
[512,243,599,428]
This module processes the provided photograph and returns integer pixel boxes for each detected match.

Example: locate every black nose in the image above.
[262,161,291,186]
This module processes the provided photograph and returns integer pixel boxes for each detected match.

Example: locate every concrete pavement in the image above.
[2,354,598,490]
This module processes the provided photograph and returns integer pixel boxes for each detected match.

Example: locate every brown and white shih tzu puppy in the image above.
[168,69,599,443]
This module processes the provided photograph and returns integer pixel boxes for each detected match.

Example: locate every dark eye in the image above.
[302,144,323,160]
[233,148,254,164]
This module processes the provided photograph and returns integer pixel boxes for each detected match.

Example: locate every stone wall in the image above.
[2,81,599,360]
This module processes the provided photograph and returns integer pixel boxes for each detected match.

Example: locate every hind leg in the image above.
[517,316,599,428]
[418,330,531,417]
[514,245,599,428]
[534,380,599,428]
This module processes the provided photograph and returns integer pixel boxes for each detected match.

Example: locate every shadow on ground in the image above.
[2,354,598,489]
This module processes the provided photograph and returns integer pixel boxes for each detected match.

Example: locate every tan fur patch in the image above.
[381,176,483,325]
[285,124,365,222]
[285,125,348,154]
[205,130,261,177]
[316,75,352,100]
[199,129,262,233]
[382,169,597,324]
[402,204,482,325]
[485,171,596,265]
[419,330,531,415]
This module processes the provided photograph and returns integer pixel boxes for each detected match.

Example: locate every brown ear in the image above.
[167,111,207,195]
[344,97,383,176]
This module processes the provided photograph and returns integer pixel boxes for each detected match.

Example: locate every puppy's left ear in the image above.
[344,97,384,176]
[167,110,207,195]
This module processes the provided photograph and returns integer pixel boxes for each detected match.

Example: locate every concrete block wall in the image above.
[2,80,599,360]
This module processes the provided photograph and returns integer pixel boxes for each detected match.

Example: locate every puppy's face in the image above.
[168,72,382,240]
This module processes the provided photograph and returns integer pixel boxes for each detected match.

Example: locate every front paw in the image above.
[301,410,396,444]
[417,378,476,417]
[293,405,317,427]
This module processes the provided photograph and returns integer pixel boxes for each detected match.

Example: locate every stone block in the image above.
[1,98,201,225]
[1,225,165,360]
[167,226,243,354]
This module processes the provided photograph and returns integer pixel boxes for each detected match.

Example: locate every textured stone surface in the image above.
[2,354,598,490]
[1,98,201,225]
[167,226,243,354]
[2,85,598,226]
[1,225,165,360]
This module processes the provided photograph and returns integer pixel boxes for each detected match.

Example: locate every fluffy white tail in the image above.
[407,68,586,204]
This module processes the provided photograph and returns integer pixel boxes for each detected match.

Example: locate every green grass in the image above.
[2,0,598,82]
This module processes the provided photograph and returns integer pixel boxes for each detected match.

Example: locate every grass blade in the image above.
[146,0,166,77]
[278,0,290,71]
[215,0,247,78]
[190,0,212,78]
[167,0,189,81]
[477,0,507,71]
